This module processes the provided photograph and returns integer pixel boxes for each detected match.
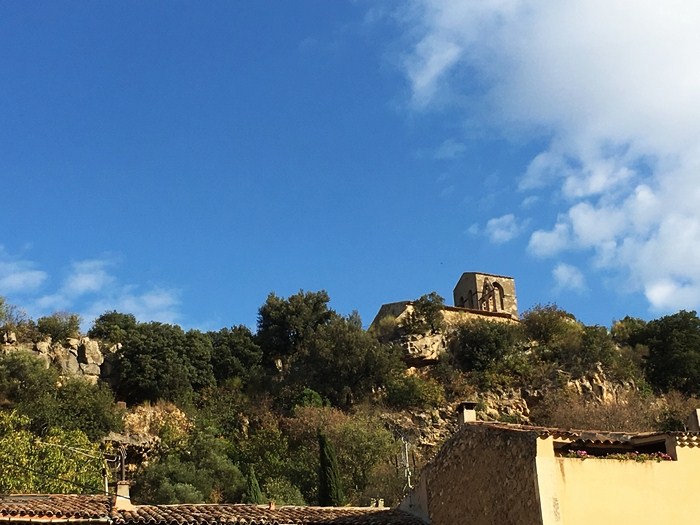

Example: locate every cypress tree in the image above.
[317,431,345,506]
[246,466,265,504]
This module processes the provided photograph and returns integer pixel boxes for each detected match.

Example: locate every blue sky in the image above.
[3,1,700,331]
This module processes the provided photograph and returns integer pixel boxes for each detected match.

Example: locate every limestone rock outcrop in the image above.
[2,336,106,384]
[403,333,448,364]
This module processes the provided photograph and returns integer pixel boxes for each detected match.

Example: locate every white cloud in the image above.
[0,249,181,328]
[84,287,181,327]
[434,138,467,159]
[395,0,700,312]
[520,151,573,191]
[485,214,521,243]
[553,263,586,293]
[528,223,569,258]
[520,195,539,208]
[644,279,700,312]
[0,257,47,294]
[62,260,114,296]
[0,268,47,293]
[35,293,69,311]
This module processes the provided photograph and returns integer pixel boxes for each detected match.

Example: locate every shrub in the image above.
[529,388,658,431]
[0,298,39,343]
[132,429,245,504]
[37,312,81,342]
[385,372,445,410]
[450,319,525,372]
[521,304,577,345]
[282,406,398,505]
[402,292,445,335]
[263,477,305,505]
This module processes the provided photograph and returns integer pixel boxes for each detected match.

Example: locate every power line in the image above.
[2,460,104,495]
[2,460,131,501]
[34,440,105,460]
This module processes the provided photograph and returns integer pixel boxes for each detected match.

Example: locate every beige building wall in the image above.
[402,424,700,525]
[537,439,700,525]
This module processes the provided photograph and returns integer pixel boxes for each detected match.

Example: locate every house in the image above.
[400,405,700,525]
[0,487,426,525]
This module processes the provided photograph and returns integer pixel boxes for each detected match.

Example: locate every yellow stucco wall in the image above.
[537,439,700,525]
[402,425,700,525]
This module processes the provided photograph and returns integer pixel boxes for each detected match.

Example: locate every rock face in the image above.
[403,333,448,365]
[2,336,106,384]
[382,366,635,463]
[566,364,634,404]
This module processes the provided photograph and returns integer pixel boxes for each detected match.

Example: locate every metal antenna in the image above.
[398,435,413,495]
[384,421,415,496]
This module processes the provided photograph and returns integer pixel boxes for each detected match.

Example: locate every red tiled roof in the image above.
[0,494,111,521]
[0,496,424,525]
[112,504,424,525]
[468,421,683,445]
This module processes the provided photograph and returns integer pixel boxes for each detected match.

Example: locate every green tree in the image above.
[0,297,7,324]
[284,406,397,504]
[318,431,345,507]
[115,322,215,404]
[132,427,245,504]
[610,316,648,381]
[644,310,700,395]
[0,352,58,408]
[195,382,248,438]
[88,311,138,344]
[208,325,262,386]
[291,315,402,407]
[22,378,124,440]
[246,467,265,504]
[235,421,291,485]
[257,290,336,368]
[37,312,81,342]
[611,316,648,347]
[403,292,445,334]
[262,478,306,506]
[0,353,122,439]
[450,319,524,372]
[184,329,216,392]
[0,412,103,493]
[115,322,190,403]
[521,304,577,345]
[553,325,617,377]
[385,372,445,410]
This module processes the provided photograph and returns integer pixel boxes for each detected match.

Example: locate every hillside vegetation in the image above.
[0,293,699,505]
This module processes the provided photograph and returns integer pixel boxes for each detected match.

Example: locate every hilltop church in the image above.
[371,271,519,328]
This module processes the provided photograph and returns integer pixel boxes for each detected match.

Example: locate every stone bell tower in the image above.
[453,272,518,319]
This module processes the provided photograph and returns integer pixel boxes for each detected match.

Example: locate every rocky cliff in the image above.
[1,332,111,384]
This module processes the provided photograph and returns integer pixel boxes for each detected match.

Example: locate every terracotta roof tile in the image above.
[469,421,680,444]
[112,504,424,525]
[0,494,111,521]
[0,497,424,525]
